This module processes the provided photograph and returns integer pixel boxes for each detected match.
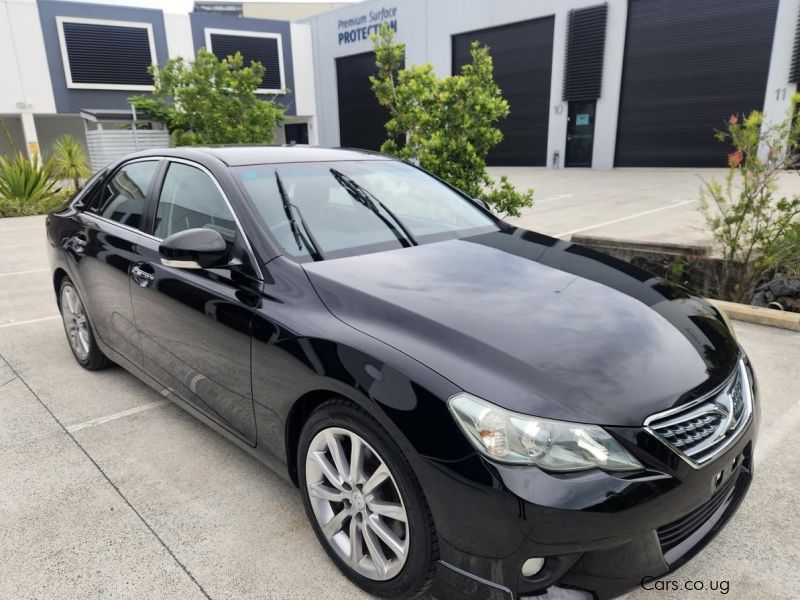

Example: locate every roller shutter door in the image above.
[452,17,554,166]
[615,0,778,167]
[336,52,393,151]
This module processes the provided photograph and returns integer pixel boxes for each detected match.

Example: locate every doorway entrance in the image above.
[565,101,596,167]
[285,123,309,145]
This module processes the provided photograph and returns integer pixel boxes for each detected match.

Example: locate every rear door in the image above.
[70,159,161,366]
[129,159,260,445]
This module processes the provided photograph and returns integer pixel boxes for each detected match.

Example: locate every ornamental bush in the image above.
[370,23,533,217]
[699,96,800,303]
[129,48,285,147]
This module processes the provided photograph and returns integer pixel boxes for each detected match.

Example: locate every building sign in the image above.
[338,7,397,45]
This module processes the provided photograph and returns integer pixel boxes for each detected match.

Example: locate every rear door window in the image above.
[87,160,160,230]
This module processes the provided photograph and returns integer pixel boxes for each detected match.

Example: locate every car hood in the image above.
[302,228,740,426]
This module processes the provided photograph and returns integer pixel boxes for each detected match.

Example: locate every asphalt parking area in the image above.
[1,213,799,599]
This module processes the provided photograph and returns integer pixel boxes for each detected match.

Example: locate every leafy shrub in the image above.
[370,23,533,217]
[51,134,91,190]
[0,153,61,217]
[699,96,800,303]
[130,48,285,146]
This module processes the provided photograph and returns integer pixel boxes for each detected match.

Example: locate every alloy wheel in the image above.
[60,284,90,362]
[305,426,410,581]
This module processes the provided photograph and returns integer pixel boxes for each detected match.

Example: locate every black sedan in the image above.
[46,147,757,600]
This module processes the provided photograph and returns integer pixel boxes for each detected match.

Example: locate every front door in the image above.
[129,160,259,445]
[565,101,596,167]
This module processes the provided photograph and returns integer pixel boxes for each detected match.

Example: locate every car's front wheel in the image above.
[59,277,110,371]
[298,399,438,597]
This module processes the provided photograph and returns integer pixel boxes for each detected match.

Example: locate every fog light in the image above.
[521,557,545,577]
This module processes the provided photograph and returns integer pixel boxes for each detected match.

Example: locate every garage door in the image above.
[336,52,392,151]
[452,17,554,166]
[615,0,778,167]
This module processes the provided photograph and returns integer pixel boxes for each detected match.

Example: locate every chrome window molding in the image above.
[161,158,264,281]
[644,359,753,470]
[80,156,264,281]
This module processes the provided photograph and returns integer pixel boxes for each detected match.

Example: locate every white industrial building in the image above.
[0,0,798,170]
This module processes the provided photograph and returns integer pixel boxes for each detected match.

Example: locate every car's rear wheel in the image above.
[298,399,437,597]
[59,277,109,370]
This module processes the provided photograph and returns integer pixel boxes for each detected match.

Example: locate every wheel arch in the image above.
[53,267,69,306]
[285,389,339,486]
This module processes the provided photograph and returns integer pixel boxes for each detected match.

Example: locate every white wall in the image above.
[306,0,630,167]
[0,0,56,114]
[243,2,353,21]
[291,22,319,143]
[761,0,800,158]
[163,12,195,60]
[306,0,426,147]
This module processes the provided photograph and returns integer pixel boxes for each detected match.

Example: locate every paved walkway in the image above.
[492,167,800,247]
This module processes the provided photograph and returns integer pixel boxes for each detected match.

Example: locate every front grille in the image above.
[645,360,752,468]
[657,467,738,553]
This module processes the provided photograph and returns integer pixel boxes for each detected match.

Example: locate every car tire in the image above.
[59,277,110,371]
[298,398,438,598]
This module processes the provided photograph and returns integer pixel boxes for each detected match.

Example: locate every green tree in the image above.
[129,48,285,146]
[370,23,533,217]
[700,96,800,303]
[51,134,91,190]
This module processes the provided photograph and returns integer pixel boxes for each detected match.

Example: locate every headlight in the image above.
[448,393,643,472]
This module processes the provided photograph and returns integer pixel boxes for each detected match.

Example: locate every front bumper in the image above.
[419,372,759,600]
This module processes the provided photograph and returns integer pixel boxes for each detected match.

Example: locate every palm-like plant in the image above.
[0,152,60,217]
[51,134,91,190]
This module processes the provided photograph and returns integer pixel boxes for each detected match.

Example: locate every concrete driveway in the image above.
[1,213,799,599]
[493,167,800,247]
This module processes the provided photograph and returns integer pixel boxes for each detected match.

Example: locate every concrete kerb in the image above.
[710,299,800,333]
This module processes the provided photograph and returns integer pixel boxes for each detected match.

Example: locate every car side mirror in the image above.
[159,228,229,269]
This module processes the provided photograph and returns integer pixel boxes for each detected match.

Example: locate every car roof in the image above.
[123,145,392,167]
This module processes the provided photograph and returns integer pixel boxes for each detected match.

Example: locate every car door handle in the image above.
[67,232,89,254]
[131,263,156,287]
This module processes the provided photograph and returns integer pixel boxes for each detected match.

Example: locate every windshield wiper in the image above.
[329,168,417,247]
[275,172,324,261]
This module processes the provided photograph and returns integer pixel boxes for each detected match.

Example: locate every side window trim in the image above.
[143,158,169,237]
[154,158,264,281]
[73,169,108,210]
[85,157,163,235]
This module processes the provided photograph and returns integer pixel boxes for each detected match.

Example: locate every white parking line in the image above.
[0,315,59,328]
[555,199,695,238]
[67,400,169,433]
[0,243,44,249]
[536,193,575,204]
[0,268,49,277]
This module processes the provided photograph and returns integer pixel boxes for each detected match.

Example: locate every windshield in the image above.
[235,160,499,261]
